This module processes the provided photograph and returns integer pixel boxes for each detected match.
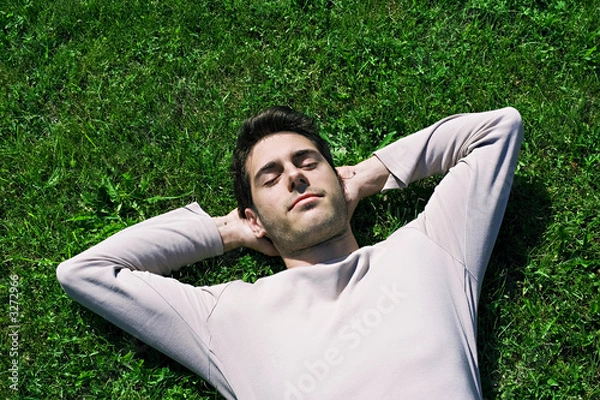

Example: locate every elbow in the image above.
[56,259,81,293]
[56,260,71,289]
[502,107,524,140]
[503,106,522,123]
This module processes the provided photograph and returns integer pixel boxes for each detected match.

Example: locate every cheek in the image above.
[252,187,278,211]
[325,172,344,192]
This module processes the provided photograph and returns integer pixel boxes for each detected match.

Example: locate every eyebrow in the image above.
[253,148,322,184]
[254,161,278,184]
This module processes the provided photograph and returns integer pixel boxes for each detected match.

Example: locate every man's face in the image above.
[244,132,350,255]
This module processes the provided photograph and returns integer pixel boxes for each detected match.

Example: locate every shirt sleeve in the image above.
[56,202,235,397]
[374,107,523,283]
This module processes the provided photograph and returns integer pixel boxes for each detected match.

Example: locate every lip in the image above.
[289,193,323,210]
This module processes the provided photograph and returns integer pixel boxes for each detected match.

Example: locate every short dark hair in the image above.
[232,106,335,218]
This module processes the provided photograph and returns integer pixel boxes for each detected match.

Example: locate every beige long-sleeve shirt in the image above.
[57,107,523,399]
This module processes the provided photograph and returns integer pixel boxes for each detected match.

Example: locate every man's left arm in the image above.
[337,156,390,219]
[341,108,524,283]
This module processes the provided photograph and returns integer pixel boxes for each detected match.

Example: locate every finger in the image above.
[337,168,357,180]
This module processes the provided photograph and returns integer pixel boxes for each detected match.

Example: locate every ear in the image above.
[244,208,268,238]
[336,169,351,203]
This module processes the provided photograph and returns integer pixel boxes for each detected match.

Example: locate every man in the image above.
[57,106,523,399]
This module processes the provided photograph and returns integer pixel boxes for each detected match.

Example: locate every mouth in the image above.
[289,193,323,211]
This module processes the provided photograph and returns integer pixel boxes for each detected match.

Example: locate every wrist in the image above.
[355,156,389,199]
[213,214,241,252]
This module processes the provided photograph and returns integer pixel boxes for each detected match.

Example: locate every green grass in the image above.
[1,0,599,398]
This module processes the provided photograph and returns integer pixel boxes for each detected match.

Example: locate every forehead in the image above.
[246,132,319,173]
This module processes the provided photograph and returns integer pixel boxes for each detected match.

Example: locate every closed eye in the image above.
[301,161,318,169]
[294,149,322,169]
[264,174,280,187]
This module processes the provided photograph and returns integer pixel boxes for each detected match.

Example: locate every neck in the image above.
[280,226,359,269]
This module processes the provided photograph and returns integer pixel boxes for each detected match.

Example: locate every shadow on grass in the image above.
[72,309,225,397]
[478,175,552,398]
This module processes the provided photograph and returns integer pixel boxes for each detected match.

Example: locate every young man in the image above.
[57,106,523,399]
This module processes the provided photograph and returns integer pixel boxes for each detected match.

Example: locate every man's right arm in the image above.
[56,203,236,394]
[213,209,278,256]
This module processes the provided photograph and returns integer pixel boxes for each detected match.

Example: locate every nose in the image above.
[288,167,308,192]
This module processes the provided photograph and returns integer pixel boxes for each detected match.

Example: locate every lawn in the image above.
[1,0,599,398]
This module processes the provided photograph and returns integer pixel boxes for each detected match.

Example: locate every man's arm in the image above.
[337,156,390,219]
[56,203,236,395]
[342,108,523,284]
[213,209,278,256]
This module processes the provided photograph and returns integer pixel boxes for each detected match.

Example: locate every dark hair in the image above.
[232,106,335,218]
